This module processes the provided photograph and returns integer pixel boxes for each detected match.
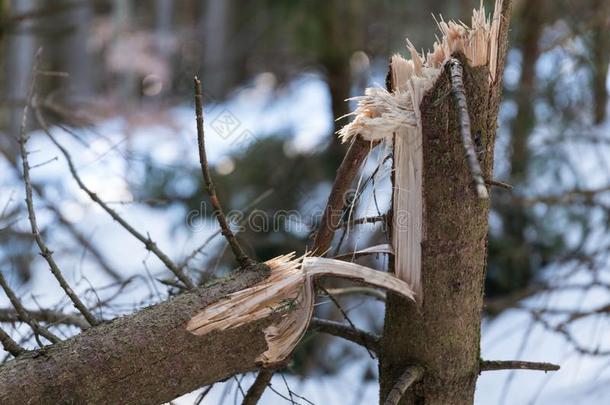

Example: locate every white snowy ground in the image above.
[1,69,609,404]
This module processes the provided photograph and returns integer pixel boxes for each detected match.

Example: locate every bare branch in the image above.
[312,137,377,254]
[447,57,488,199]
[241,369,274,405]
[18,49,99,326]
[179,189,273,273]
[0,327,24,358]
[309,317,380,354]
[34,107,194,290]
[0,308,89,329]
[480,360,560,372]
[384,365,425,405]
[342,214,386,228]
[194,385,214,405]
[515,184,610,207]
[0,136,122,283]
[319,286,376,358]
[531,311,610,356]
[49,203,122,282]
[485,179,513,191]
[0,272,60,343]
[332,243,393,261]
[194,77,255,270]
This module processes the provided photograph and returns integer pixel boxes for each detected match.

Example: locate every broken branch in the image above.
[480,360,560,372]
[187,255,414,366]
[383,365,425,405]
[447,57,489,199]
[194,77,255,270]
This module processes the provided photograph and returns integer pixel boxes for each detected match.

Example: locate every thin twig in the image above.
[194,384,214,405]
[0,272,60,343]
[384,365,425,405]
[309,317,380,355]
[331,243,393,261]
[447,57,489,199]
[0,326,24,357]
[341,214,387,228]
[34,108,194,289]
[531,311,610,356]
[318,286,376,358]
[30,156,58,169]
[49,203,122,282]
[312,137,377,255]
[18,49,99,326]
[241,369,274,405]
[486,178,513,191]
[0,307,89,329]
[480,360,560,372]
[1,142,122,283]
[194,77,255,270]
[179,189,273,272]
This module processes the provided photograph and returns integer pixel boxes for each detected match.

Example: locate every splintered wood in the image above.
[187,254,414,365]
[338,1,503,302]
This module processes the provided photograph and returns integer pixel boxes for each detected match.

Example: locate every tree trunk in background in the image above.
[378,4,512,403]
[61,0,93,100]
[202,0,231,98]
[155,0,174,50]
[154,0,174,94]
[113,0,136,101]
[590,0,610,125]
[509,0,543,184]
[2,0,36,152]
[492,0,544,294]
[320,0,365,168]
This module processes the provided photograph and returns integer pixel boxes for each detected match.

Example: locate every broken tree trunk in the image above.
[379,2,512,404]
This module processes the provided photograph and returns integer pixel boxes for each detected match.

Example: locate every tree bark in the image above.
[0,269,271,405]
[378,3,512,404]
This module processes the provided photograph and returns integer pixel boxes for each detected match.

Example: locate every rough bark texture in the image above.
[378,1,512,399]
[379,58,492,405]
[0,269,271,405]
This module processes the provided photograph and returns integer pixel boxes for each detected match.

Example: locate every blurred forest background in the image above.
[0,0,609,403]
